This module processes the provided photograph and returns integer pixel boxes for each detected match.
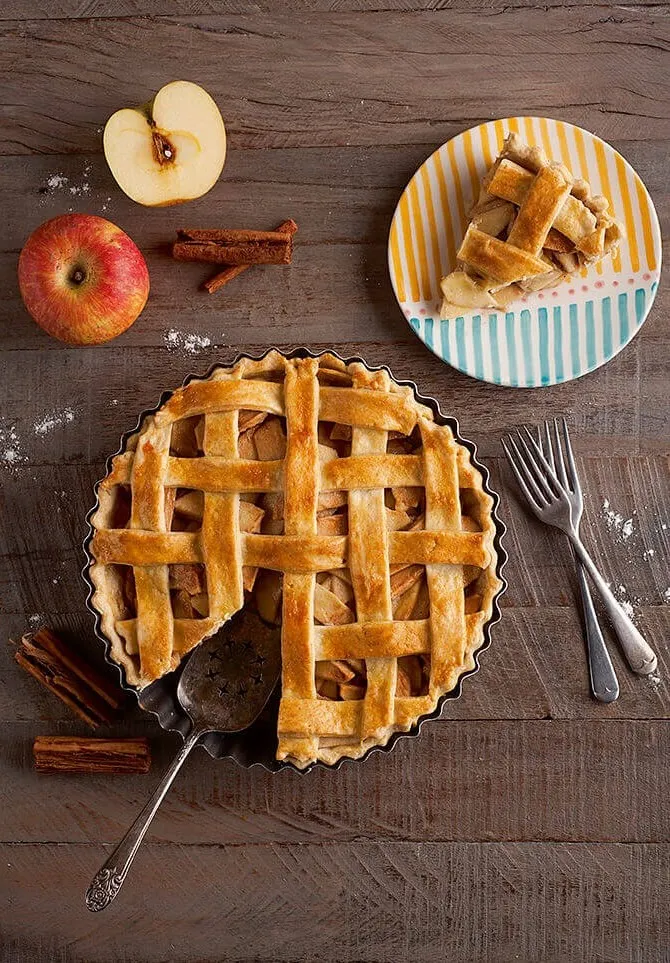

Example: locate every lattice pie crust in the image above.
[89,352,500,767]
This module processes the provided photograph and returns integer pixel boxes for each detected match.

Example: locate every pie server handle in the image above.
[84,726,202,912]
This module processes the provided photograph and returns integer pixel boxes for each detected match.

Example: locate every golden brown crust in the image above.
[89,351,500,767]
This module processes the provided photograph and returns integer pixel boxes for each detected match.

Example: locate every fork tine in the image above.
[558,417,581,495]
[519,426,563,497]
[549,419,569,490]
[502,434,548,508]
[542,420,555,472]
[515,431,556,500]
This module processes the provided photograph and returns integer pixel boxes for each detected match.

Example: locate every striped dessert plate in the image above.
[388,117,661,387]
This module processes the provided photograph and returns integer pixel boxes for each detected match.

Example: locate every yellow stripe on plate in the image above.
[593,138,622,273]
[462,127,480,202]
[507,116,520,134]
[389,218,406,304]
[556,121,574,168]
[408,177,431,301]
[398,192,420,302]
[571,125,597,275]
[446,136,467,240]
[633,172,657,272]
[524,116,538,147]
[613,151,640,273]
[480,123,494,168]
[419,161,443,290]
[493,118,506,150]
[433,150,457,272]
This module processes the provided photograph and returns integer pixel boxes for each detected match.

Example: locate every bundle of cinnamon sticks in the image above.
[14,625,151,775]
[173,218,298,295]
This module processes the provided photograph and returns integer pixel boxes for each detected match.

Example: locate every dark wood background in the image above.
[0,3,668,961]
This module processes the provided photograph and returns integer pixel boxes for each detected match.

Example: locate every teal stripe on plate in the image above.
[440,320,451,361]
[471,315,484,381]
[410,316,420,334]
[455,316,467,371]
[519,309,534,386]
[618,293,629,342]
[505,312,518,387]
[585,301,596,369]
[537,308,550,385]
[602,297,612,359]
[424,317,434,349]
[489,314,501,384]
[569,303,580,378]
[635,288,646,326]
[553,306,564,382]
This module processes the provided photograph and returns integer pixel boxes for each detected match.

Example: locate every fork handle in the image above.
[573,551,619,702]
[569,535,658,675]
[85,726,202,912]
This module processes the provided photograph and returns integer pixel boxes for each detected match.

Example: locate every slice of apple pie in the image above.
[439,132,624,317]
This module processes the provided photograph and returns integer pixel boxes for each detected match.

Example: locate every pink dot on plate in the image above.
[595,281,604,289]
[552,290,558,297]
[419,308,426,315]
[405,309,411,317]
[628,278,635,285]
[643,273,651,281]
[568,289,575,295]
[538,293,544,300]
[581,285,588,292]
[521,296,528,303]
[613,280,619,287]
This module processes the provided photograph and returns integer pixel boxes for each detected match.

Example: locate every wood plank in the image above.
[2,454,669,603]
[0,10,668,155]
[3,606,669,724]
[1,841,668,962]
[1,0,666,20]
[2,145,665,352]
[1,720,668,844]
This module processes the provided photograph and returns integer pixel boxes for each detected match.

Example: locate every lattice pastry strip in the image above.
[89,351,500,768]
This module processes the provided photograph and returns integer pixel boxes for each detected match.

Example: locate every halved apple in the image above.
[103,80,226,207]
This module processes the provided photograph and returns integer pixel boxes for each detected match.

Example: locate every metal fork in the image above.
[534,423,619,702]
[502,419,657,678]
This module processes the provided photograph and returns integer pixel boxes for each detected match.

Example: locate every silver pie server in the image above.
[85,609,281,912]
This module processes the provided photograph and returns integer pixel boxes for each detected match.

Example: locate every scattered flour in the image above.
[602,499,635,541]
[27,614,42,628]
[109,399,119,407]
[663,588,670,604]
[164,328,212,354]
[0,424,27,470]
[33,407,76,436]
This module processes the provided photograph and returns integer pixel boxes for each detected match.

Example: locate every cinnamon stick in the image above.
[204,218,298,294]
[174,228,293,266]
[33,736,150,774]
[14,627,126,728]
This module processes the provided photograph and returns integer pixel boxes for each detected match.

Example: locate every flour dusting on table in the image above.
[33,407,76,436]
[164,328,212,354]
[0,425,27,470]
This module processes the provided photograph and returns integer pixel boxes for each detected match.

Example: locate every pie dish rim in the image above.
[81,345,508,773]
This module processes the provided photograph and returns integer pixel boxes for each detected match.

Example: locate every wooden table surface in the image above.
[1,3,668,962]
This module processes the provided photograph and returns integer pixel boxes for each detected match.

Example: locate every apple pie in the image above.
[89,352,501,767]
[439,132,624,317]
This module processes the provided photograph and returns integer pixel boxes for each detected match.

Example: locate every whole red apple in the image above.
[18,213,149,345]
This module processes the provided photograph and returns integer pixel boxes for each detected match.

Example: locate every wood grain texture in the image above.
[2,720,669,844]
[1,9,669,156]
[0,2,668,961]
[2,842,669,963]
